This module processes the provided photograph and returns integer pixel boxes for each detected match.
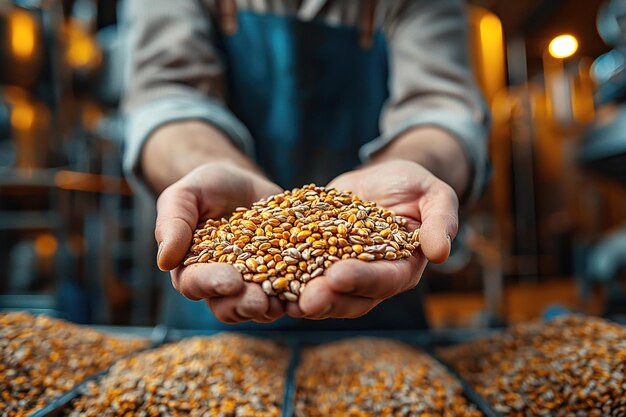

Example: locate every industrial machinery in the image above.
[0,0,157,325]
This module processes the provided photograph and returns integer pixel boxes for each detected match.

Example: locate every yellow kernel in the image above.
[252,273,267,283]
[312,240,326,249]
[241,220,257,231]
[245,258,258,271]
[272,277,289,290]
[276,261,287,272]
[297,230,312,241]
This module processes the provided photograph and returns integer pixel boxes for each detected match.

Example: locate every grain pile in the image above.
[0,312,148,417]
[295,338,483,417]
[440,315,626,416]
[185,184,419,301]
[67,334,289,417]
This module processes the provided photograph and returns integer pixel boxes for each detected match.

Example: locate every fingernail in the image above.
[156,242,164,269]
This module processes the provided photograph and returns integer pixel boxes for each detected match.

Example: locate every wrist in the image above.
[141,120,261,194]
[369,127,471,198]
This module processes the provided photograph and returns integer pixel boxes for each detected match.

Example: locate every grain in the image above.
[185,185,420,300]
[440,315,626,416]
[0,312,148,417]
[295,338,482,417]
[67,334,289,417]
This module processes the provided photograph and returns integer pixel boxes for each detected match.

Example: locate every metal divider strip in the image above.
[426,349,503,417]
[281,337,301,417]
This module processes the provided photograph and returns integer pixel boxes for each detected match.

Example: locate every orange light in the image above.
[9,9,36,60]
[55,170,133,195]
[65,20,102,69]
[479,13,505,100]
[548,35,578,59]
[469,7,506,103]
[35,234,58,258]
[11,101,35,130]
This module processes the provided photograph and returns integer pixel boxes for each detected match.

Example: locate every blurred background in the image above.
[0,0,624,328]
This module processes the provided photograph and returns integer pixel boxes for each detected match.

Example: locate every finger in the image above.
[296,277,334,318]
[206,283,269,323]
[204,299,238,324]
[155,185,199,271]
[324,256,426,299]
[255,297,285,323]
[286,301,307,318]
[235,284,270,319]
[418,182,459,263]
[249,178,284,204]
[323,293,379,319]
[172,263,244,300]
[298,276,379,319]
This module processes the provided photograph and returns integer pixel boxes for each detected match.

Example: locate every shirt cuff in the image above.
[358,111,491,206]
[123,96,255,195]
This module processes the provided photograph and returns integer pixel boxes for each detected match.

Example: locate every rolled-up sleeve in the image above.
[359,0,491,204]
[121,0,254,190]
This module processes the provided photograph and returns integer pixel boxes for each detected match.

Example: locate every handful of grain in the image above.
[185,184,419,301]
[295,338,483,417]
[68,334,289,417]
[440,315,626,416]
[0,312,148,417]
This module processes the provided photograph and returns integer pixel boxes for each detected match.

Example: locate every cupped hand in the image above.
[155,162,285,324]
[287,160,459,320]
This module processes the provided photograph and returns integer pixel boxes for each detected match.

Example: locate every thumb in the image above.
[155,185,200,271]
[418,184,459,264]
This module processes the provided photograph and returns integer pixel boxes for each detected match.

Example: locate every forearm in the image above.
[369,126,471,198]
[141,120,262,194]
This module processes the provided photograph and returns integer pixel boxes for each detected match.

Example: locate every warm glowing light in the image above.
[477,12,505,101]
[549,35,578,59]
[11,102,35,130]
[9,9,36,60]
[35,234,58,258]
[65,20,102,69]
[55,170,133,195]
[68,38,95,67]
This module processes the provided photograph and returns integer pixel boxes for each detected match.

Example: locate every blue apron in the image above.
[161,11,428,330]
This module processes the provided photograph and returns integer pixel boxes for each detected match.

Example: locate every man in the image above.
[122,0,490,329]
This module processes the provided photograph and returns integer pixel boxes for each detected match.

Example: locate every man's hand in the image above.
[286,160,459,320]
[155,162,286,324]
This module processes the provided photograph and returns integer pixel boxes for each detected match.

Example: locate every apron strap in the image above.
[217,0,238,35]
[359,0,377,49]
[217,0,377,48]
